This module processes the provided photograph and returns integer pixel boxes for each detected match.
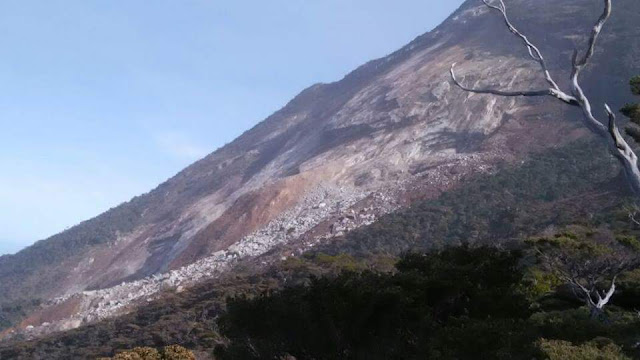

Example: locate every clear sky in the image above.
[0,0,464,255]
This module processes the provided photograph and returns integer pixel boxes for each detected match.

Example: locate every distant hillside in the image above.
[0,139,636,359]
[1,0,639,340]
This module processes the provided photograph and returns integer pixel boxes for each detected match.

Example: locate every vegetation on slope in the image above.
[320,139,628,256]
[0,139,637,359]
[98,345,196,360]
[214,239,640,359]
[0,299,41,333]
[0,197,148,306]
[623,76,640,142]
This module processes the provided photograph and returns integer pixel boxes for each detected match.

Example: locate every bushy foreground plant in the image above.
[214,238,640,359]
[100,345,195,360]
[536,338,630,360]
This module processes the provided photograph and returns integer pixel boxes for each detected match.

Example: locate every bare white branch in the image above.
[450,63,550,97]
[450,0,581,105]
[573,0,612,69]
[595,276,616,309]
[605,105,640,194]
[568,0,613,135]
[450,0,640,197]
[482,0,560,91]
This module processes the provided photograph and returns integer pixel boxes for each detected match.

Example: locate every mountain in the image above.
[0,140,633,358]
[1,0,639,339]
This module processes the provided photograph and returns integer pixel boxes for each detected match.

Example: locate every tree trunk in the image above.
[589,305,605,320]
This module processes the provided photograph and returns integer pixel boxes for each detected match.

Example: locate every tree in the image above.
[530,232,640,320]
[449,0,640,196]
[622,76,640,142]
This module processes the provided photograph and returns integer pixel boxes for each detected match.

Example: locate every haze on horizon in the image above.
[0,0,464,256]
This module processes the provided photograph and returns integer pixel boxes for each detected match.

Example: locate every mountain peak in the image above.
[1,0,639,339]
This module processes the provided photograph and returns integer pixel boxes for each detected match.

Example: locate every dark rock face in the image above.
[1,0,638,335]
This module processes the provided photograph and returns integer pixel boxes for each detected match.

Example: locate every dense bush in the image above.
[536,338,631,360]
[215,244,640,359]
[215,247,533,360]
[99,345,195,360]
[0,298,41,331]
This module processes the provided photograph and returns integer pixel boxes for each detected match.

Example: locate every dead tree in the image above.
[449,0,640,196]
[533,234,640,319]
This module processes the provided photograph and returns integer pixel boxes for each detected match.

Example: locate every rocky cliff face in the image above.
[1,0,639,338]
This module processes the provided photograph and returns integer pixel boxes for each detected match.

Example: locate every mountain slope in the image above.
[0,139,634,359]
[1,0,639,336]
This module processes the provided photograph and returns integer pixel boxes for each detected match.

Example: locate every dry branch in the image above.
[450,0,640,195]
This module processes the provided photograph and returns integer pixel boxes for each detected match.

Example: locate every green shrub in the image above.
[617,235,640,251]
[631,76,640,96]
[161,345,195,360]
[112,351,143,360]
[536,338,630,360]
[313,253,366,272]
[106,345,193,360]
[520,269,564,301]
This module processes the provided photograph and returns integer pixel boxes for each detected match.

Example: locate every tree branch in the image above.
[596,276,617,309]
[568,0,614,136]
[450,0,580,106]
[605,104,640,194]
[449,0,640,197]
[568,277,597,307]
[450,63,550,97]
[573,0,612,69]
[482,0,560,91]
[607,105,634,153]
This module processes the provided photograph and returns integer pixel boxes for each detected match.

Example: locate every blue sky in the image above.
[0,0,463,255]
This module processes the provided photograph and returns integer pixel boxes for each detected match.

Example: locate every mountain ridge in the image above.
[0,0,466,303]
[1,0,639,339]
